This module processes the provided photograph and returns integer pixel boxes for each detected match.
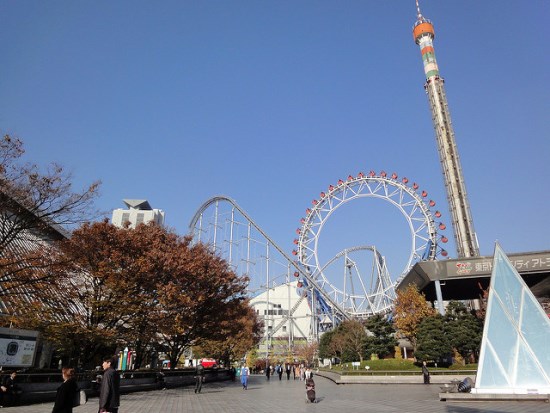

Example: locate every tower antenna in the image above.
[415,0,422,21]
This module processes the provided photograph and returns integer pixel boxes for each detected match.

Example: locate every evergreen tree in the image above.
[444,301,483,364]
[364,314,398,359]
[415,314,452,362]
[318,329,335,360]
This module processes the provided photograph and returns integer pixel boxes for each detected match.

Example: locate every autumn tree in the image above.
[319,327,346,359]
[328,329,347,361]
[14,221,176,367]
[392,284,436,352]
[0,134,100,299]
[341,319,368,362]
[154,240,248,369]
[320,320,368,363]
[16,221,250,369]
[246,348,259,370]
[193,301,263,366]
[295,341,319,366]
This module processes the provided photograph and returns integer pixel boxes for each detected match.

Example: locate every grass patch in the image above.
[328,359,417,371]
[323,359,478,372]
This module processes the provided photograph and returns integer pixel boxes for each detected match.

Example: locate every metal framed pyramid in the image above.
[473,243,550,394]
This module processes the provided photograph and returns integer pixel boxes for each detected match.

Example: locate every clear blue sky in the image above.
[1,1,549,280]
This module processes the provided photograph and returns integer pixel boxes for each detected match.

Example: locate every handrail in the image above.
[337,369,476,376]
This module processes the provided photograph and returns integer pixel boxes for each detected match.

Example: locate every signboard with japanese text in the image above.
[0,327,38,367]
[446,252,550,278]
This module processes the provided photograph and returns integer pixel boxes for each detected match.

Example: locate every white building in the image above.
[111,199,165,228]
[250,281,313,355]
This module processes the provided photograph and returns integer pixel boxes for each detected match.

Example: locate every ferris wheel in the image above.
[292,171,448,316]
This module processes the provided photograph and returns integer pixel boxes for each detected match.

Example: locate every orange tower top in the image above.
[413,0,435,44]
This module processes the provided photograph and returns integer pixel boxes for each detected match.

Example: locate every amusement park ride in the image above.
[189,169,450,346]
[188,1,486,347]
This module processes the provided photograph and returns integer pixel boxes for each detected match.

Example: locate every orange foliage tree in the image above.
[15,221,248,369]
[392,284,436,352]
[154,239,249,369]
[193,302,263,366]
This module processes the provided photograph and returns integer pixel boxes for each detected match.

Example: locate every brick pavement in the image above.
[4,375,549,413]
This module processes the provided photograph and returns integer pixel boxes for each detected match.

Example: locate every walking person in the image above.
[194,360,205,393]
[98,356,120,413]
[265,364,271,381]
[277,363,283,380]
[422,361,430,384]
[240,364,250,390]
[285,364,291,380]
[52,367,78,413]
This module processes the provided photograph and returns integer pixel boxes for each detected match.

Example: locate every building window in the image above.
[282,326,287,332]
[122,213,130,224]
[136,213,145,225]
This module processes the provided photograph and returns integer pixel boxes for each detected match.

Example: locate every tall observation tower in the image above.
[413,1,480,258]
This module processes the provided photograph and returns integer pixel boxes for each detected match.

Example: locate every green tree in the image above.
[393,284,436,351]
[246,347,259,369]
[414,314,452,362]
[364,314,398,359]
[318,329,336,360]
[444,301,483,364]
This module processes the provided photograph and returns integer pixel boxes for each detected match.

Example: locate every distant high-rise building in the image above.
[111,199,165,228]
[413,1,479,258]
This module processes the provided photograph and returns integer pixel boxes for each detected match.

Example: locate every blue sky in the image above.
[1,1,549,280]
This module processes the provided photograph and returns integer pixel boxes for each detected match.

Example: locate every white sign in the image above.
[0,328,39,367]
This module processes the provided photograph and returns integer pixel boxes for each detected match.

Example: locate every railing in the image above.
[7,368,230,406]
[337,369,476,376]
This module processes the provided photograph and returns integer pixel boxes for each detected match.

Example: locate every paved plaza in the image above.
[5,375,549,413]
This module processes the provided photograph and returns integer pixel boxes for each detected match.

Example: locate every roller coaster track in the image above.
[189,196,350,324]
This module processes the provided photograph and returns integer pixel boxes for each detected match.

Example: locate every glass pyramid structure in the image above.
[473,243,550,394]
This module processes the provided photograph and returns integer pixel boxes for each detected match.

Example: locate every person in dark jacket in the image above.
[305,377,316,403]
[422,361,430,384]
[194,361,205,394]
[52,367,78,413]
[99,356,120,413]
[1,371,21,406]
